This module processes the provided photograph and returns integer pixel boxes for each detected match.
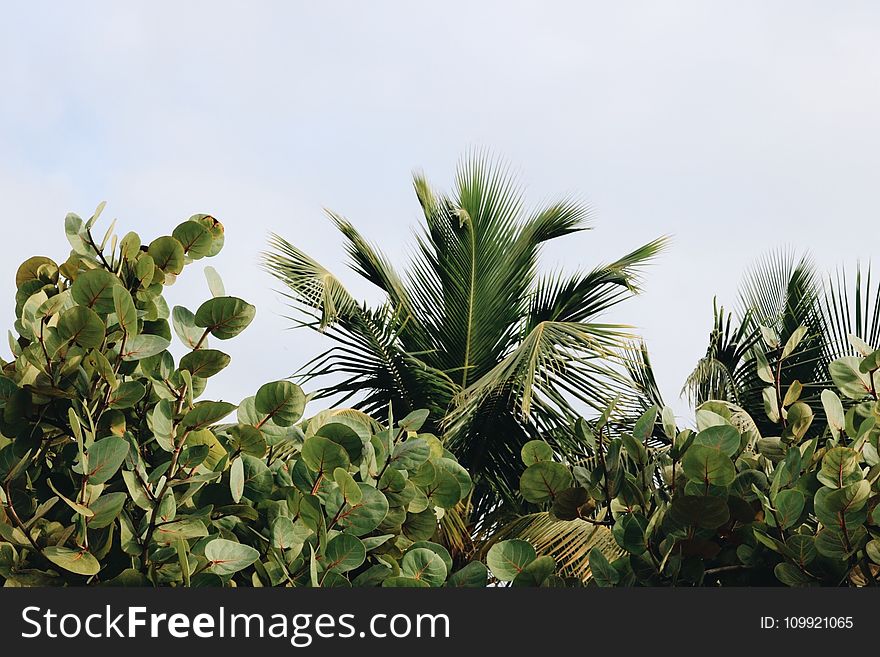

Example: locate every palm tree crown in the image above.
[264,154,667,521]
[686,250,880,434]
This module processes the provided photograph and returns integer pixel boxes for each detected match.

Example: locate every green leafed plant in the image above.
[0,206,488,587]
[517,329,880,586]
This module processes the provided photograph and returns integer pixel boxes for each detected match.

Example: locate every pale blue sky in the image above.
[2,1,880,422]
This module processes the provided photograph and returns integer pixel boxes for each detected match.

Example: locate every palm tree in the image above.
[685,249,880,431]
[263,154,667,524]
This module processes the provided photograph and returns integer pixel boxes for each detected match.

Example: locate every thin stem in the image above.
[193,328,211,351]
[85,229,113,271]
[4,482,45,558]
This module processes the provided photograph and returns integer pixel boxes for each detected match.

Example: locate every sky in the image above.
[2,1,880,423]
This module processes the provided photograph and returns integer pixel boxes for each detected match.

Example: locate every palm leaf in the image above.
[264,152,667,524]
[264,233,359,327]
[821,264,880,356]
[481,512,624,583]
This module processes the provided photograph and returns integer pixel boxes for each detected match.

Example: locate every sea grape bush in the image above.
[0,206,487,587]
[256,405,489,588]
[521,325,880,586]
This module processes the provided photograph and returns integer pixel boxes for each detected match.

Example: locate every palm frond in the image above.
[407,155,536,388]
[621,340,666,411]
[448,321,631,426]
[481,512,624,583]
[737,250,821,331]
[326,211,411,310]
[821,263,880,357]
[267,153,667,523]
[526,237,668,333]
[684,299,759,405]
[263,233,359,328]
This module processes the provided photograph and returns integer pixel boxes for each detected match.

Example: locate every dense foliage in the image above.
[518,324,880,586]
[0,208,485,587]
[5,192,877,589]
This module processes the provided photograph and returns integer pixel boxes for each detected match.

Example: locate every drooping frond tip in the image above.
[262,232,359,328]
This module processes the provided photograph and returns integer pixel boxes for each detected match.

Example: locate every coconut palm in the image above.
[685,250,880,432]
[263,154,667,523]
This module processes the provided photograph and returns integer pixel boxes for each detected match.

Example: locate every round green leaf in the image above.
[241,454,273,500]
[814,481,870,527]
[486,539,536,582]
[112,286,138,335]
[16,256,58,288]
[204,538,260,576]
[255,380,306,427]
[521,440,554,466]
[830,356,874,400]
[551,486,590,521]
[191,214,225,257]
[612,514,648,554]
[402,508,438,541]
[86,436,130,485]
[333,467,363,505]
[787,534,817,567]
[774,489,805,530]
[57,305,106,349]
[172,221,213,259]
[316,422,363,461]
[785,402,813,442]
[87,492,127,529]
[108,381,146,409]
[324,534,366,573]
[44,546,100,576]
[301,435,350,474]
[818,447,862,488]
[148,236,185,275]
[512,555,556,587]
[401,547,447,586]
[774,562,811,587]
[390,438,430,472]
[520,461,573,503]
[447,562,489,588]
[227,424,267,457]
[180,349,230,378]
[424,470,462,508]
[185,429,226,469]
[436,457,472,498]
[669,495,731,529]
[120,334,170,361]
[194,296,256,340]
[693,424,741,457]
[181,401,237,431]
[588,547,619,587]
[172,306,206,349]
[815,528,859,559]
[681,445,736,486]
[71,268,118,314]
[331,483,388,536]
[407,541,452,574]
[271,516,311,551]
